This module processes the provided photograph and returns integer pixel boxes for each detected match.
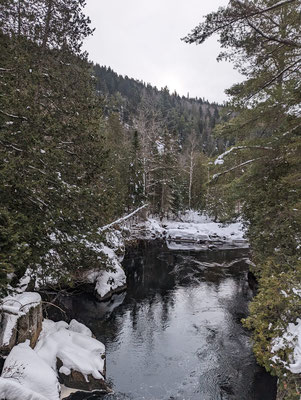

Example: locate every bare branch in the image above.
[184,0,299,46]
[247,58,301,100]
[246,19,300,47]
[0,141,23,152]
[0,110,27,120]
[42,301,66,316]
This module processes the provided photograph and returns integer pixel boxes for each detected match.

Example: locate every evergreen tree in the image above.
[0,0,110,293]
[184,0,301,396]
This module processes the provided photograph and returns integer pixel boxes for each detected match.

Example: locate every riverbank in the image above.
[0,212,279,399]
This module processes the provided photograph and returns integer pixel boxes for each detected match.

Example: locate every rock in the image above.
[0,293,43,356]
[95,283,127,302]
[57,358,112,393]
[247,270,258,292]
[87,261,127,302]
[35,319,112,394]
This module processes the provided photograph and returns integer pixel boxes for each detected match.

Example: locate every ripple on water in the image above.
[59,245,277,400]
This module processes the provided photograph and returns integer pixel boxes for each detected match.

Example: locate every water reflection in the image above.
[62,242,276,400]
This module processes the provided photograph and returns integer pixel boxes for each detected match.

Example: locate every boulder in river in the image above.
[35,319,112,394]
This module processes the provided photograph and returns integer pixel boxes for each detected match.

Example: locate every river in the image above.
[59,241,276,400]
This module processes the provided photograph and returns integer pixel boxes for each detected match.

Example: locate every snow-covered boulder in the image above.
[35,319,111,393]
[0,292,43,355]
[86,245,127,301]
[0,341,60,400]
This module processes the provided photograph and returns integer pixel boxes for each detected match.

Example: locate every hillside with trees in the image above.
[0,0,223,296]
[91,64,225,215]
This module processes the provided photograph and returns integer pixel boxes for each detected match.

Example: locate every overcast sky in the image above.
[83,0,242,103]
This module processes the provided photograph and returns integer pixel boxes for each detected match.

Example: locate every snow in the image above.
[1,292,41,315]
[271,318,301,373]
[0,341,60,400]
[0,317,106,400]
[15,273,31,294]
[214,146,243,165]
[98,204,147,232]
[0,293,41,347]
[32,227,127,297]
[35,319,106,380]
[214,146,273,167]
[87,245,126,298]
[287,104,301,117]
[0,314,18,348]
[130,211,247,250]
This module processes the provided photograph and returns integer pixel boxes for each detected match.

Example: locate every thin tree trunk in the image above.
[188,149,194,209]
[42,0,53,52]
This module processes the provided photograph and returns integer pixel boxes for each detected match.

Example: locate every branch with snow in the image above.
[214,146,273,165]
[211,157,266,182]
[98,204,148,232]
[0,110,27,120]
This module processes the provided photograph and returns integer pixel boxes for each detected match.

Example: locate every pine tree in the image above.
[0,0,110,293]
[184,1,301,396]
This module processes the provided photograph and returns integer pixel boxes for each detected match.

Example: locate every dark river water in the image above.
[58,241,277,400]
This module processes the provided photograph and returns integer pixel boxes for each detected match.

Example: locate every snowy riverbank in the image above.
[128,211,248,250]
[0,313,109,400]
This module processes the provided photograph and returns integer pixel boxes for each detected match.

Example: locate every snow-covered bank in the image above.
[0,341,60,400]
[0,318,109,400]
[85,243,127,301]
[129,211,248,250]
[15,229,128,302]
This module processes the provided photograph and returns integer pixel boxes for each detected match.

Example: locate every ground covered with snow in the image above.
[129,211,248,250]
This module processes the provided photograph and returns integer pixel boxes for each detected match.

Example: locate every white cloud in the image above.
[83,0,242,103]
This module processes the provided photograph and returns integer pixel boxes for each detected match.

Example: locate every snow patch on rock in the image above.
[86,244,127,300]
[35,319,106,381]
[0,292,42,349]
[0,341,60,400]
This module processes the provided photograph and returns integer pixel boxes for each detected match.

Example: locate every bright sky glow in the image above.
[83,0,242,103]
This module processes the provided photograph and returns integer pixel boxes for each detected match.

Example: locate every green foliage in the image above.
[185,0,301,396]
[93,64,222,154]
[0,0,111,294]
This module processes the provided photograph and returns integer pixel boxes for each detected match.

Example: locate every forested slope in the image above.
[0,1,224,296]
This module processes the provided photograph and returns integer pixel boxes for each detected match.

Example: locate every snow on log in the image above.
[214,145,273,165]
[98,204,148,232]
